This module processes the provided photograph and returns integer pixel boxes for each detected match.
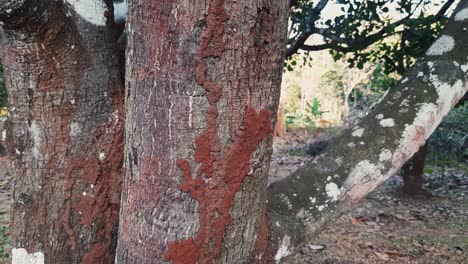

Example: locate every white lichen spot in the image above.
[379,149,392,162]
[375,114,384,120]
[65,0,107,26]
[275,221,281,227]
[426,35,455,56]
[295,208,307,219]
[417,72,424,77]
[82,192,87,196]
[12,248,44,264]
[455,7,468,21]
[325,182,341,201]
[352,128,364,137]
[1,130,5,141]
[274,235,291,263]
[279,193,293,210]
[401,78,408,83]
[317,205,325,211]
[70,122,81,137]
[461,63,468,73]
[309,197,316,204]
[380,118,395,127]
[29,121,42,159]
[336,157,343,165]
[347,142,356,147]
[359,141,365,145]
[99,152,106,161]
[326,176,332,181]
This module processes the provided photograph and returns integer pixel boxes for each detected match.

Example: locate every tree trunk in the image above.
[267,2,468,261]
[275,103,285,137]
[116,0,289,263]
[402,144,427,194]
[342,92,350,127]
[1,1,124,263]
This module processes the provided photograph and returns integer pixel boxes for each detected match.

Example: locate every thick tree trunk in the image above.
[1,1,124,263]
[267,2,468,261]
[116,0,289,263]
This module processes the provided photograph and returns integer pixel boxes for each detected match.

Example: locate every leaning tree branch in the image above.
[268,1,468,261]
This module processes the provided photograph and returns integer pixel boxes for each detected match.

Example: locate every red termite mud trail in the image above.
[164,1,272,263]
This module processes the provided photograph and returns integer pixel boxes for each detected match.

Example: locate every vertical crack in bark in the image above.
[164,1,272,263]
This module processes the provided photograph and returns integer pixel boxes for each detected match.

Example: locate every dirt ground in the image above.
[0,133,467,263]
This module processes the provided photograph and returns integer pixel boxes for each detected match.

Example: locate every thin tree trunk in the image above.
[116,0,289,263]
[402,144,428,194]
[1,1,124,263]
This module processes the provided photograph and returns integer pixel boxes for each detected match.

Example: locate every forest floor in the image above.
[0,133,467,263]
[270,133,468,264]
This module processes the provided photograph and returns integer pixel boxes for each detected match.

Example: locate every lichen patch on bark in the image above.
[455,7,468,21]
[426,35,455,56]
[12,248,45,264]
[65,0,108,26]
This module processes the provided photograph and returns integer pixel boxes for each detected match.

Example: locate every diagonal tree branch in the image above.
[268,1,468,261]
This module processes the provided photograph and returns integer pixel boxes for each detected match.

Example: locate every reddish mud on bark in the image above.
[165,109,271,264]
[1,2,124,263]
[163,1,272,263]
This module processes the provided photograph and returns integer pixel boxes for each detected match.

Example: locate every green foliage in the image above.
[428,102,468,166]
[356,64,396,106]
[0,225,9,262]
[284,82,302,116]
[305,98,327,119]
[320,63,395,110]
[288,0,450,74]
[285,98,327,130]
[320,70,344,95]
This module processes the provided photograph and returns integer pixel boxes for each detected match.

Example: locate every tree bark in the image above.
[266,2,468,261]
[402,144,427,194]
[1,1,124,263]
[116,0,289,263]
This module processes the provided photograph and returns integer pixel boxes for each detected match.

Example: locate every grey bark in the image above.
[116,0,289,263]
[1,1,124,263]
[267,1,468,261]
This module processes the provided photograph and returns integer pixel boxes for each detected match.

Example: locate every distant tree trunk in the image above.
[402,144,427,194]
[1,1,124,263]
[275,103,286,137]
[342,92,350,127]
[116,0,289,263]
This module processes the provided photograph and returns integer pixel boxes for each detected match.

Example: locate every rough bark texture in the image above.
[267,1,468,261]
[402,144,427,194]
[116,1,289,263]
[0,1,124,263]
